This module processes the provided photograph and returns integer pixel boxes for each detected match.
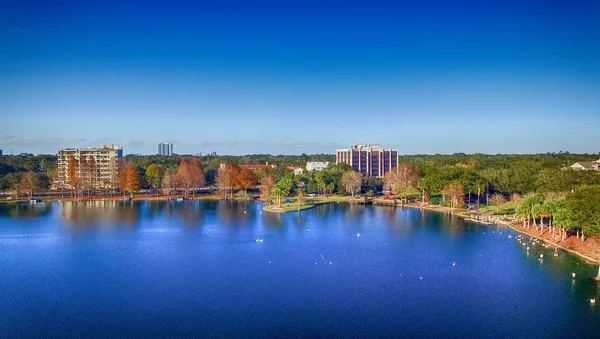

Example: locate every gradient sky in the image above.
[1,0,599,155]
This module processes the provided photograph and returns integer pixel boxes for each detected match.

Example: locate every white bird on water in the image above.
[357,233,361,238]
[452,262,456,266]
[572,273,577,278]
[591,298,596,304]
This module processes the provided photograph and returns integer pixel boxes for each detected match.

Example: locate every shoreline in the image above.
[263,197,348,213]
[6,195,598,265]
[406,202,600,265]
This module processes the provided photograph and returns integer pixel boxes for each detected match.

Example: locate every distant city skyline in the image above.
[2,0,599,155]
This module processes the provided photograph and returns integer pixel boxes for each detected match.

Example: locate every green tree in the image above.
[276,177,294,197]
[145,164,165,195]
[517,194,543,229]
[565,185,600,240]
[271,186,284,207]
[553,200,572,241]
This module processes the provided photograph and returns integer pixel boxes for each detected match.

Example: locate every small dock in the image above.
[373,198,402,207]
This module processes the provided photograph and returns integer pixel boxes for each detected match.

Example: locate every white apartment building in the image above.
[306,162,330,171]
[336,144,398,178]
[56,144,123,189]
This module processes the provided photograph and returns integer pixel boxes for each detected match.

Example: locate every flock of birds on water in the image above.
[252,222,597,305]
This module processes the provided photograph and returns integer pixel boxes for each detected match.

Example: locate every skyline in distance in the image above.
[1,0,599,155]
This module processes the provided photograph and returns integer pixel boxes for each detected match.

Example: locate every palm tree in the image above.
[553,200,571,241]
[296,188,306,212]
[271,186,284,208]
[518,194,543,229]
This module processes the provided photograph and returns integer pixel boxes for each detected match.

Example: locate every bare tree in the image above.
[161,169,176,197]
[260,174,275,202]
[384,163,420,202]
[341,171,362,196]
[442,181,464,213]
[215,164,234,198]
[67,157,81,199]
[19,172,39,200]
[489,193,507,213]
[51,168,66,198]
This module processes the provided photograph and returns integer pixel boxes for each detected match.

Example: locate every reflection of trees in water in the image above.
[176,201,205,227]
[215,200,252,227]
[294,212,306,228]
[341,203,364,222]
[61,200,141,227]
[0,203,53,219]
[382,207,400,228]
[263,212,283,228]
[424,211,465,234]
[144,201,165,220]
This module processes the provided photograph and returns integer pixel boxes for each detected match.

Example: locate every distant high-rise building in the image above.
[0,149,3,156]
[158,142,173,156]
[336,144,398,178]
[57,144,123,189]
[211,151,217,156]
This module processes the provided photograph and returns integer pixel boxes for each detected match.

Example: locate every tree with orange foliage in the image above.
[126,161,141,198]
[117,159,140,198]
[117,159,128,198]
[234,167,257,196]
[176,158,206,199]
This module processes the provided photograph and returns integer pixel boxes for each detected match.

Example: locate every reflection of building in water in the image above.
[61,200,140,226]
[3,202,52,218]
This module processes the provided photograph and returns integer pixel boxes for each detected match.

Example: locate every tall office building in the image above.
[158,142,173,156]
[0,149,3,156]
[336,144,398,178]
[57,144,123,189]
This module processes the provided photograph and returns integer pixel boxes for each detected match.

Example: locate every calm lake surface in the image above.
[1,201,598,338]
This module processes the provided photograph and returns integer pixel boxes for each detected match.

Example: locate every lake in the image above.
[0,201,598,338]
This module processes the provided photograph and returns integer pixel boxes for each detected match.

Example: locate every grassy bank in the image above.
[263,196,351,213]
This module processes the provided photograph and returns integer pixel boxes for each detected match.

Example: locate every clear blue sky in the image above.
[1,0,599,155]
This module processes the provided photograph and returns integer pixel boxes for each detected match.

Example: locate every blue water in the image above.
[0,201,598,338]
